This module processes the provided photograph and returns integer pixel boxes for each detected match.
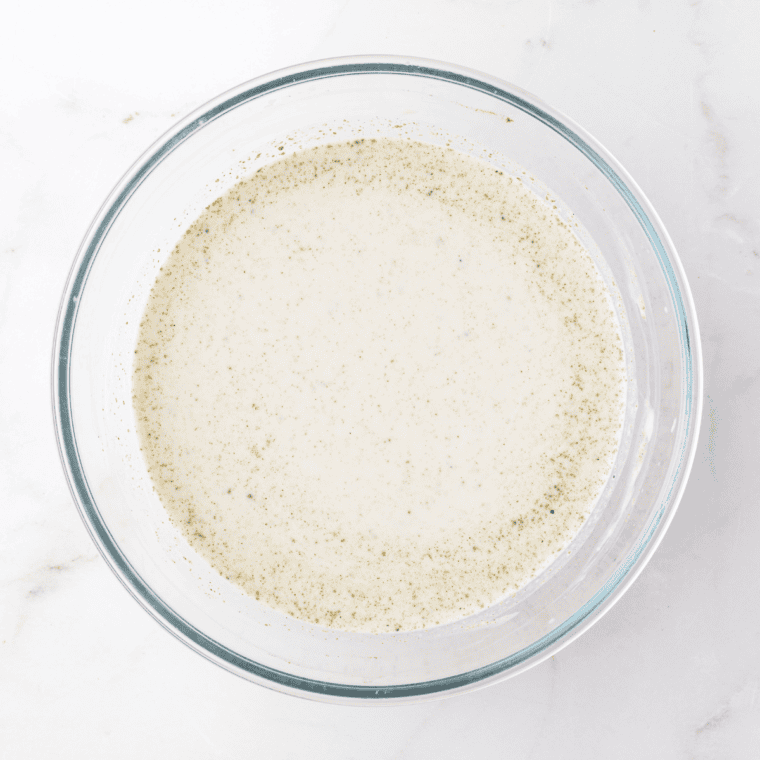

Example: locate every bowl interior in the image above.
[55,60,699,702]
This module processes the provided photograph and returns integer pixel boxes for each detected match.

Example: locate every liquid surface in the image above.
[133,138,624,632]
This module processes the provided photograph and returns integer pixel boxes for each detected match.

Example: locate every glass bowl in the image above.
[52,56,702,703]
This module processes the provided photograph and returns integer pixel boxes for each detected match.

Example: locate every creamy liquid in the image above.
[133,138,624,632]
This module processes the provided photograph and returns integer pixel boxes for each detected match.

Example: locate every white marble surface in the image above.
[2,0,759,756]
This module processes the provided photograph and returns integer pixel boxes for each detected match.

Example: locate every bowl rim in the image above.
[51,54,703,704]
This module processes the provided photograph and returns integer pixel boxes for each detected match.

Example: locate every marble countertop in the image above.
[2,0,759,756]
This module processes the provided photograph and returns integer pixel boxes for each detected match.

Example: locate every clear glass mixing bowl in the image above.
[52,56,702,703]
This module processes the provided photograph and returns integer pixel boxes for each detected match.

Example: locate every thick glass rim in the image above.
[52,55,703,703]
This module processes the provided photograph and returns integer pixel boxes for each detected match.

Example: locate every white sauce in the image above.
[133,138,624,632]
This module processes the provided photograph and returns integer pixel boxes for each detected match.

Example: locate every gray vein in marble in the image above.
[689,681,760,757]
[4,554,97,644]
[696,705,730,734]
